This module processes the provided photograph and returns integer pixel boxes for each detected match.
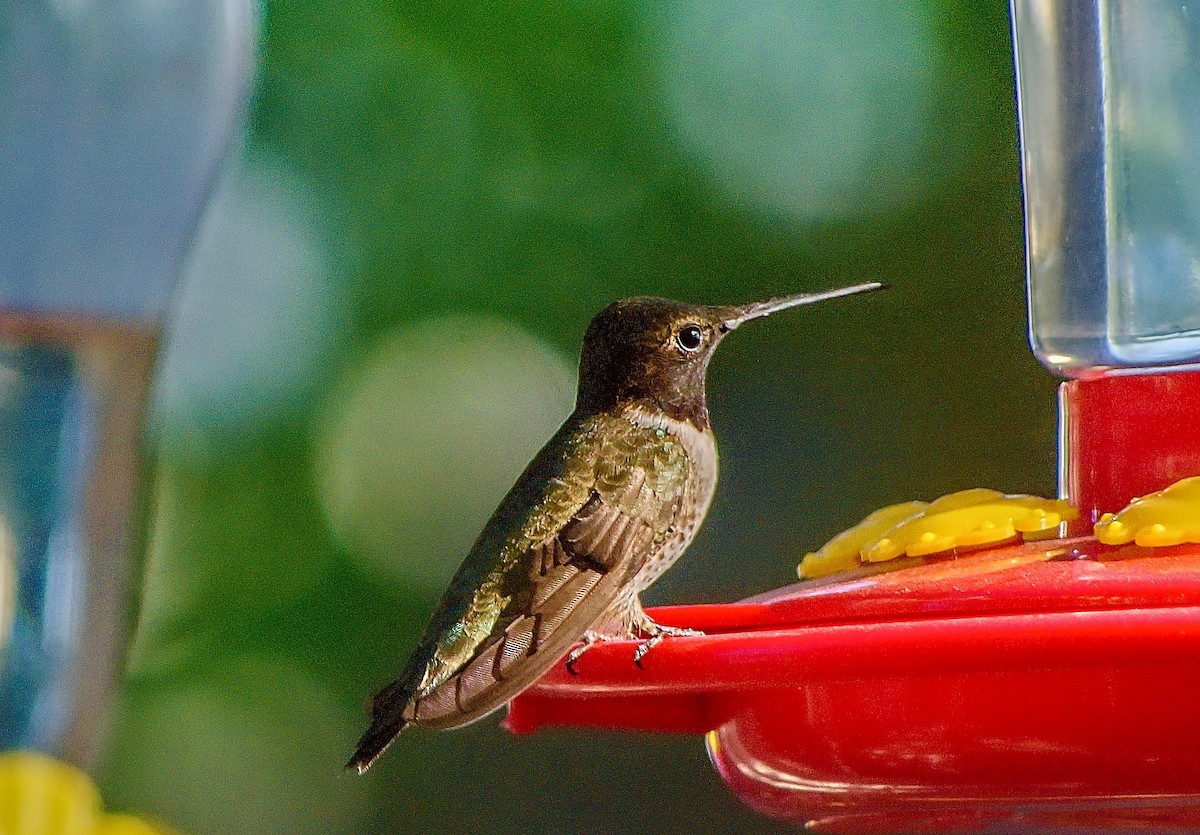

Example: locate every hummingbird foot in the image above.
[632,623,703,669]
[564,629,629,675]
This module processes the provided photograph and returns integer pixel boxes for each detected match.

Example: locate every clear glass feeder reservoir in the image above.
[1014,0,1200,373]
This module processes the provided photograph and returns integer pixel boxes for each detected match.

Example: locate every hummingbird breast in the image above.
[623,405,719,593]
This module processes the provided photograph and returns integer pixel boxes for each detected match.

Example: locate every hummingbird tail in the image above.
[346,678,414,774]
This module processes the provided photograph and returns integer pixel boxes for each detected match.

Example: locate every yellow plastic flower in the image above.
[0,751,180,835]
[799,489,1078,580]
[1095,476,1200,547]
[796,501,926,579]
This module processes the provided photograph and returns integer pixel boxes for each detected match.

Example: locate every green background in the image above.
[96,1,1058,832]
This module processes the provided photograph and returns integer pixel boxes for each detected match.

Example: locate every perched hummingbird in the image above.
[347,282,884,773]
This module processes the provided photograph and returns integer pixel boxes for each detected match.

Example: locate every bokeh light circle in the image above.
[314,314,576,589]
[655,0,937,222]
[152,155,348,460]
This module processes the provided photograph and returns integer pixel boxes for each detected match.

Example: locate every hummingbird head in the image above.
[575,282,883,430]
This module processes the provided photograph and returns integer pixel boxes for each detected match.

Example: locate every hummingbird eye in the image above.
[675,324,704,353]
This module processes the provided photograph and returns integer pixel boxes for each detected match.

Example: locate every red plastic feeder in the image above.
[506,371,1200,832]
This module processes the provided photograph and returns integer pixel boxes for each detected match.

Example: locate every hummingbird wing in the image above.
[348,413,690,772]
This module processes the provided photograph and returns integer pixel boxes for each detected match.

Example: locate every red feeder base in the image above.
[508,538,1200,831]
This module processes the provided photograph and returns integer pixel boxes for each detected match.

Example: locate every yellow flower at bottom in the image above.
[0,751,178,835]
[0,751,99,835]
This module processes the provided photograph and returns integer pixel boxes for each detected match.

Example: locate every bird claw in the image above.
[564,623,703,673]
[632,634,662,668]
[564,642,589,675]
[632,625,703,668]
[564,630,624,675]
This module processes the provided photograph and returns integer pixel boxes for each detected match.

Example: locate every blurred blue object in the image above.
[0,0,256,320]
[0,346,88,752]
[0,0,256,765]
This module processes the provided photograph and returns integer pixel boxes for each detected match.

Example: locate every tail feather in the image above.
[346,678,414,774]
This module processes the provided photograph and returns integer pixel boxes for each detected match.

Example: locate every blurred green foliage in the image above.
[96,1,1057,832]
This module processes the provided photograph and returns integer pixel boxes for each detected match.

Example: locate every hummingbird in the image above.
[347,282,884,773]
